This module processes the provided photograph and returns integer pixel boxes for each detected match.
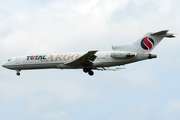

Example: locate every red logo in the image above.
[141,37,154,50]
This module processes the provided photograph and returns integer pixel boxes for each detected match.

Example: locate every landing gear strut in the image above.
[83,68,94,76]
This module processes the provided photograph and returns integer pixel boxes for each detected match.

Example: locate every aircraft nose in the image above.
[2,62,7,68]
[2,64,5,68]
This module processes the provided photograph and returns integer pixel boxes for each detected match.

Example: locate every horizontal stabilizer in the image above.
[151,30,169,36]
[151,30,175,38]
[165,33,176,38]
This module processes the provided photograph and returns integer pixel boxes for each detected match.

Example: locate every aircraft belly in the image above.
[8,62,81,70]
[7,64,50,70]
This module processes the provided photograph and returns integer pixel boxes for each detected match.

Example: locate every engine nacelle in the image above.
[110,52,136,59]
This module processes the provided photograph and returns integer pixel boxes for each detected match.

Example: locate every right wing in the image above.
[64,50,98,66]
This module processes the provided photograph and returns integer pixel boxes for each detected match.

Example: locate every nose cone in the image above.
[2,62,7,68]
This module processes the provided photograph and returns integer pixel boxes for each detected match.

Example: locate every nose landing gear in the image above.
[16,70,21,76]
[83,68,94,76]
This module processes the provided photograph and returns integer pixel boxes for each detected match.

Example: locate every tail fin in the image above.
[112,30,175,53]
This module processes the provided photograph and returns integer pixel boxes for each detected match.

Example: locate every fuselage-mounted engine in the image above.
[110,52,136,59]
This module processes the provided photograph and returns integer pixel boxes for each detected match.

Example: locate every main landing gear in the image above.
[16,70,21,76]
[83,68,94,76]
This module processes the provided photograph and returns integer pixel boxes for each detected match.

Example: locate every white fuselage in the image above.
[2,51,152,71]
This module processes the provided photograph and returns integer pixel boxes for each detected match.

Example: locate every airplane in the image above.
[2,30,175,76]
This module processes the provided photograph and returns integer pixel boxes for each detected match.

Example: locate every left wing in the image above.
[64,50,98,66]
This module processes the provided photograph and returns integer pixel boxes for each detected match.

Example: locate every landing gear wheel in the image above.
[88,70,94,76]
[16,72,20,76]
[83,68,89,73]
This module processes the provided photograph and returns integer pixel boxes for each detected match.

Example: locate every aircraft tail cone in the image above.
[148,54,157,59]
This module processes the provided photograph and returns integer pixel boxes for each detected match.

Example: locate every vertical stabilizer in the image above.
[132,30,175,53]
[112,30,175,53]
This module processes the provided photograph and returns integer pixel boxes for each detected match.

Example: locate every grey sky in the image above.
[0,0,180,120]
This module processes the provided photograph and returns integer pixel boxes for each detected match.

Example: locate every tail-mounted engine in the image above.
[110,52,136,59]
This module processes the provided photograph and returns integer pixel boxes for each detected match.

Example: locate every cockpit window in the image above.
[8,59,12,61]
